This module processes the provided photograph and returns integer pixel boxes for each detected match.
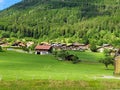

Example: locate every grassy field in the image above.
[69,50,105,62]
[0,51,113,80]
[0,51,118,90]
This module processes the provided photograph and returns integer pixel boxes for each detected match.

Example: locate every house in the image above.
[115,49,120,56]
[12,42,21,46]
[51,43,66,50]
[12,42,26,47]
[67,42,88,51]
[26,41,34,48]
[35,45,52,55]
[0,42,4,45]
[19,42,26,47]
[0,42,9,47]
[97,44,114,52]
[97,47,104,52]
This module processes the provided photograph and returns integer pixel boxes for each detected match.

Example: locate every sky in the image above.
[0,0,21,10]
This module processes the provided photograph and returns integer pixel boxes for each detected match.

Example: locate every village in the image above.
[0,38,117,56]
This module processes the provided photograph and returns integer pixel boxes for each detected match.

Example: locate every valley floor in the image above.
[0,51,113,80]
[0,51,119,89]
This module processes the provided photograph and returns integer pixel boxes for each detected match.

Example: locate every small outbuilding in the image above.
[35,45,52,55]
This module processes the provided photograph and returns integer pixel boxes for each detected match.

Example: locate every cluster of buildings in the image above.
[34,43,116,55]
[34,42,89,55]
[0,38,117,55]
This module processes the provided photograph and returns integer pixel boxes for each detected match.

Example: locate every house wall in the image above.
[40,51,49,55]
[35,51,49,55]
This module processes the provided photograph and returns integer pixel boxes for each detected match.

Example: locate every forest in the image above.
[0,0,120,46]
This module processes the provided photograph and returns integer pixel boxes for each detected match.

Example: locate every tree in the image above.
[90,40,97,52]
[82,35,89,44]
[56,50,69,60]
[54,50,80,64]
[104,49,111,56]
[65,55,80,64]
[10,32,17,38]
[22,47,29,52]
[0,46,2,52]
[1,31,10,38]
[99,56,114,69]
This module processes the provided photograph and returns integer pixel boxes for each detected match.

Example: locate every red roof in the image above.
[35,45,51,50]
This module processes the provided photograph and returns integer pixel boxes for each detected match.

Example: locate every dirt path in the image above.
[99,76,120,79]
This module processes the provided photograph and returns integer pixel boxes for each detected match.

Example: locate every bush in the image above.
[70,55,81,64]
[54,50,80,64]
[57,50,69,60]
[90,44,97,52]
[99,56,114,69]
[22,47,29,52]
[52,50,58,56]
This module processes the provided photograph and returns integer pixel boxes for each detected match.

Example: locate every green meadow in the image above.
[0,51,113,80]
[0,51,119,90]
[69,50,105,62]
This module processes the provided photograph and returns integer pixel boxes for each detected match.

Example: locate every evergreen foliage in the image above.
[0,0,120,45]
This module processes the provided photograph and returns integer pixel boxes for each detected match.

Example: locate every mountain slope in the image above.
[0,0,120,45]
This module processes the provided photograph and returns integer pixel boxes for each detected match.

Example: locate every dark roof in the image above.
[35,45,51,50]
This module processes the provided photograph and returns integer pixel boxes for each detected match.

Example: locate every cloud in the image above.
[0,0,3,3]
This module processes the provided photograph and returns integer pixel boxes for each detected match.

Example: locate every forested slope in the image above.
[0,0,120,46]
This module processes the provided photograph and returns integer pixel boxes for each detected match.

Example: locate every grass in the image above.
[0,51,117,89]
[0,80,120,90]
[0,51,113,80]
[69,50,105,62]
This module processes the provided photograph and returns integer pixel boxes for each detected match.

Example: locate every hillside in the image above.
[0,0,120,46]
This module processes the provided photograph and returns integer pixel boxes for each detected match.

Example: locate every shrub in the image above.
[99,56,114,69]
[54,50,80,64]
[70,55,81,64]
[57,50,69,60]
[22,47,29,52]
